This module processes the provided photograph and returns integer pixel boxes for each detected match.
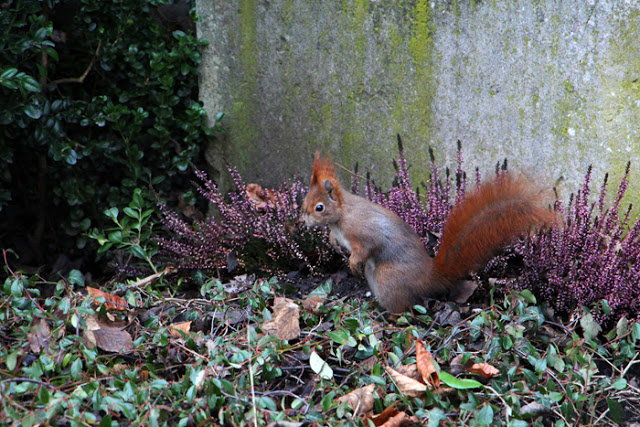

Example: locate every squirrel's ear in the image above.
[311,151,321,185]
[322,179,334,193]
[323,179,339,201]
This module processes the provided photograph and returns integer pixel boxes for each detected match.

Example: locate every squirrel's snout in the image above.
[301,212,316,227]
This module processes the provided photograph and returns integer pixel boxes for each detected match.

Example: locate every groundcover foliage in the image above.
[2,263,640,426]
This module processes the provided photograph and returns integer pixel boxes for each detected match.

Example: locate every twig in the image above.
[484,385,511,424]
[125,266,176,290]
[0,377,58,389]
[248,325,258,427]
[49,40,102,87]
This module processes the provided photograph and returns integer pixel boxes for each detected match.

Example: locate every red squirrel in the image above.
[301,152,555,313]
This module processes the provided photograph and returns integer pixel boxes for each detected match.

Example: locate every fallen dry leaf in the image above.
[87,286,128,311]
[467,362,500,379]
[520,401,550,416]
[302,295,324,315]
[93,327,134,353]
[386,366,428,398]
[246,183,283,211]
[368,404,399,426]
[336,384,375,415]
[415,339,440,388]
[169,321,192,338]
[262,297,300,341]
[379,411,419,427]
[82,313,133,353]
[394,363,421,381]
[28,318,52,354]
[449,354,466,375]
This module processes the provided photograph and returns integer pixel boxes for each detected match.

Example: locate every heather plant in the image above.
[509,163,640,325]
[157,166,336,274]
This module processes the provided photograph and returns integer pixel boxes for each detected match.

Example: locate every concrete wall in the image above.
[196,0,640,202]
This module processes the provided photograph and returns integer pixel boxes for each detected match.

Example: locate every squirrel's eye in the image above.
[315,203,324,212]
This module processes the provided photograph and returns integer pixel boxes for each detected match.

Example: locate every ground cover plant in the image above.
[2,142,640,426]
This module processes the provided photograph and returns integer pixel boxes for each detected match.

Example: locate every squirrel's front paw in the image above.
[349,259,364,279]
[329,232,351,256]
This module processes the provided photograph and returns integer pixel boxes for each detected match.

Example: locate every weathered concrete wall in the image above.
[197,0,640,201]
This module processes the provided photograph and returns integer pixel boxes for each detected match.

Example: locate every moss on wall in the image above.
[200,0,640,208]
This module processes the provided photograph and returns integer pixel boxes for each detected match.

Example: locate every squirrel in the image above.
[301,152,555,313]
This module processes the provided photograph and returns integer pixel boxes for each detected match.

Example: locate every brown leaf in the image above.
[415,339,440,388]
[178,193,204,221]
[87,286,128,311]
[336,384,375,415]
[28,318,52,354]
[82,313,133,353]
[467,362,500,379]
[93,327,134,353]
[394,363,421,381]
[302,295,324,315]
[449,354,466,375]
[368,404,399,426]
[386,366,428,397]
[451,279,478,304]
[262,297,300,341]
[169,321,192,338]
[246,183,281,211]
[379,411,419,427]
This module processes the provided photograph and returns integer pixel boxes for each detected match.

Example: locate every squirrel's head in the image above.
[301,152,343,227]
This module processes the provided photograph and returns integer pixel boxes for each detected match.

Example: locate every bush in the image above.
[0,0,220,270]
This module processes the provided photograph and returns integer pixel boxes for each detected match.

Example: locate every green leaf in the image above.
[606,398,623,423]
[611,378,627,390]
[11,278,24,298]
[439,371,482,389]
[24,103,42,119]
[475,404,494,426]
[99,415,113,427]
[21,75,41,92]
[1,68,18,79]
[6,351,19,371]
[427,408,447,427]
[309,280,332,298]
[580,310,602,341]
[123,207,138,219]
[310,351,333,380]
[104,207,119,222]
[67,269,85,287]
[258,396,277,411]
[520,289,536,304]
[130,245,147,260]
[633,323,640,340]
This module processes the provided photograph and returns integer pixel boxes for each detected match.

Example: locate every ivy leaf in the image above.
[580,310,602,341]
[67,269,85,287]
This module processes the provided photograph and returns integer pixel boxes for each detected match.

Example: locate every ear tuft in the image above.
[311,151,337,186]
[309,151,342,203]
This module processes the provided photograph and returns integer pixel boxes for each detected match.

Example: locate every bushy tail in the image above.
[433,174,555,286]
